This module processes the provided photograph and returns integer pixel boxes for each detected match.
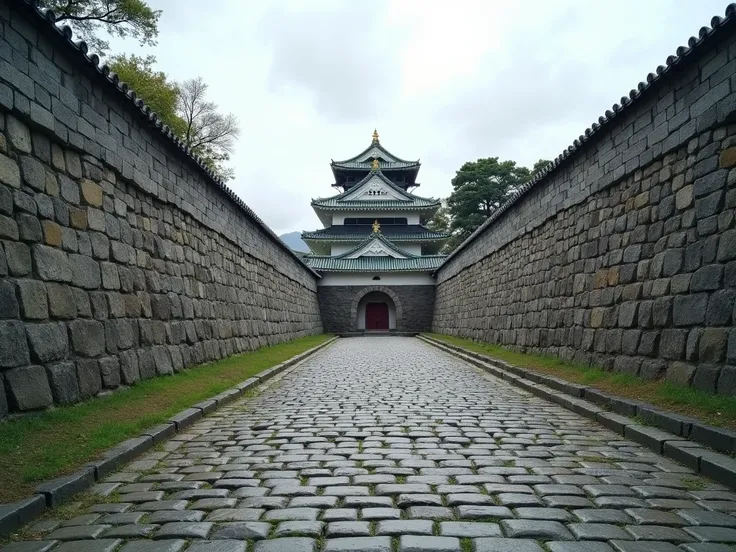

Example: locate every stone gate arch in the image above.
[350,286,403,331]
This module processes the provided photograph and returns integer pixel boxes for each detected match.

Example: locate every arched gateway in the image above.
[301,131,448,333]
[351,286,402,331]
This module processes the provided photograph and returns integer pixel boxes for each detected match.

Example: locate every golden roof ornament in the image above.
[372,220,381,233]
[372,129,379,143]
[371,158,380,170]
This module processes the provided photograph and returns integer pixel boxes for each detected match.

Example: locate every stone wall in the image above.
[433,21,736,394]
[0,3,322,415]
[319,285,435,333]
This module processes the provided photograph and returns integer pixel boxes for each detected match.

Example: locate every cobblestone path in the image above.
[6,337,736,552]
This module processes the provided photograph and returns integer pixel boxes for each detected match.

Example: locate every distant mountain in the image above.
[279,231,309,253]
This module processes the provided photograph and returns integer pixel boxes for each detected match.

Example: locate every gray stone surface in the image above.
[5,337,736,550]
[432,29,736,394]
[0,0,322,415]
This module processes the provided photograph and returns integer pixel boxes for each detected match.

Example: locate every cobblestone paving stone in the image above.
[5,337,736,552]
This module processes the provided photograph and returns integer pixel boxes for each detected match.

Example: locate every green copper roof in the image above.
[331,135,418,167]
[304,233,445,272]
[312,170,439,210]
[304,255,445,272]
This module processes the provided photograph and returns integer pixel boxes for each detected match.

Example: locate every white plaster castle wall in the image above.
[318,273,435,286]
[331,213,421,225]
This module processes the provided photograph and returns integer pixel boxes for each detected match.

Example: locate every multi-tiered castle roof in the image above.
[303,132,448,272]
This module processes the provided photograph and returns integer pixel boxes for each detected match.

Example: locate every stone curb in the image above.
[0,335,337,538]
[418,334,736,489]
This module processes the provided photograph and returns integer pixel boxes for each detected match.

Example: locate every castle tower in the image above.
[302,131,448,332]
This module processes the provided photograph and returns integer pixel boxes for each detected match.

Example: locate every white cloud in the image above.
[108,0,727,235]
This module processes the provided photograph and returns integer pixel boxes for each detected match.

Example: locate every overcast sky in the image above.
[107,0,727,236]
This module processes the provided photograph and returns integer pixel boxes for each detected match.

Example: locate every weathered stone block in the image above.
[69,253,100,290]
[0,319,30,367]
[16,213,42,242]
[0,153,21,188]
[33,244,72,282]
[659,328,687,359]
[76,359,102,398]
[718,365,736,396]
[6,364,53,410]
[89,231,109,260]
[79,179,102,207]
[137,348,156,380]
[151,294,171,320]
[68,206,87,230]
[20,156,44,191]
[119,349,140,384]
[69,319,105,357]
[7,115,31,153]
[666,361,696,386]
[673,293,708,326]
[59,175,79,204]
[41,219,62,247]
[692,364,721,393]
[46,361,80,404]
[699,328,729,363]
[26,322,68,363]
[100,262,120,290]
[0,279,19,318]
[0,214,19,240]
[153,345,173,375]
[16,279,48,320]
[99,356,120,388]
[717,229,736,261]
[45,282,75,319]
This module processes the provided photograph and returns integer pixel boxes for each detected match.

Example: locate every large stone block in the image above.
[699,328,729,363]
[46,361,80,404]
[46,282,76,319]
[69,319,105,357]
[99,356,121,388]
[7,115,31,153]
[76,359,102,398]
[0,279,19,318]
[26,322,68,363]
[119,349,140,385]
[33,244,72,282]
[69,253,101,289]
[5,365,53,410]
[152,345,173,375]
[673,293,708,326]
[137,348,156,380]
[0,320,30,367]
[16,279,48,319]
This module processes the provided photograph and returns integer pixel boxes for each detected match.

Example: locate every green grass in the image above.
[0,334,331,503]
[426,333,736,430]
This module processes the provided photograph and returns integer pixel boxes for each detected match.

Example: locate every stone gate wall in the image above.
[0,2,322,415]
[318,285,434,333]
[433,19,736,394]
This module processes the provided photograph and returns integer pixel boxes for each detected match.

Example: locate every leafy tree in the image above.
[446,157,530,240]
[108,54,187,136]
[531,158,552,175]
[179,78,240,180]
[37,0,161,56]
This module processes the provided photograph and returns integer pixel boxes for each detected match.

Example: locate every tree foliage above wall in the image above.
[43,0,241,181]
[37,0,161,55]
[439,157,551,253]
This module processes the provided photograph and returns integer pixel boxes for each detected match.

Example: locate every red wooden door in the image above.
[365,302,389,330]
